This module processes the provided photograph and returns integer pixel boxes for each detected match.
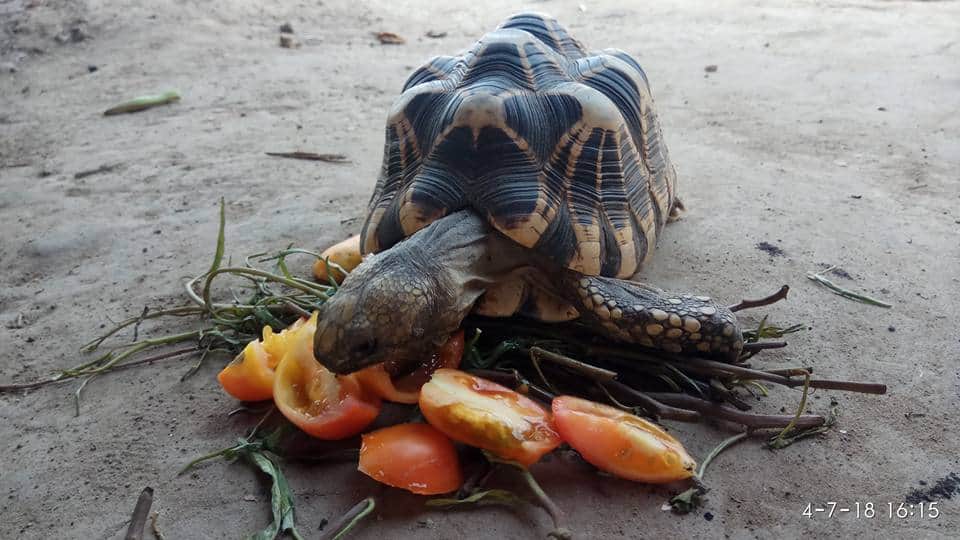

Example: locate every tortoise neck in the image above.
[403,210,529,301]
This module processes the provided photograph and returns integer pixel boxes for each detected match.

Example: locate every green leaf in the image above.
[206,198,227,277]
[246,451,303,540]
[427,489,526,508]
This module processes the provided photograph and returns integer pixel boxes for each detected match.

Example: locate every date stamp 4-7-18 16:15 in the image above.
[802,502,941,520]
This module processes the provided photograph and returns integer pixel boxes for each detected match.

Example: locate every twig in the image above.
[320,497,376,540]
[806,267,892,308]
[529,347,617,381]
[74,163,119,179]
[600,380,701,423]
[124,487,154,540]
[741,341,787,352]
[266,152,350,163]
[149,512,165,540]
[645,392,824,429]
[483,453,570,540]
[728,285,790,312]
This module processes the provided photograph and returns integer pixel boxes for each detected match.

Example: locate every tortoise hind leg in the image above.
[562,272,743,361]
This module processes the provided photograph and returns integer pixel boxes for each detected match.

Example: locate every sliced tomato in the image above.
[359,423,463,495]
[552,396,696,483]
[273,318,381,440]
[260,314,313,363]
[216,312,317,402]
[355,330,465,404]
[217,340,275,402]
[419,369,560,466]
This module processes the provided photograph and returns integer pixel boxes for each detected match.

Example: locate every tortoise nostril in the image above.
[350,339,377,357]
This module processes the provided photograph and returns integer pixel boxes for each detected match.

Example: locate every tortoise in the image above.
[314,13,743,375]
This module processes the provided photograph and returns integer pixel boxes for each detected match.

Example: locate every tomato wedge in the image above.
[552,396,696,483]
[217,313,318,402]
[355,330,465,404]
[273,317,381,440]
[217,340,275,402]
[359,423,463,495]
[419,369,561,466]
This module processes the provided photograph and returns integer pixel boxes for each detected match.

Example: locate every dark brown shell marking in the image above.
[361,12,677,279]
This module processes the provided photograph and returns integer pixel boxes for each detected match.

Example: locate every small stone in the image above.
[704,64,718,73]
[279,22,294,33]
[887,325,896,332]
[279,34,300,49]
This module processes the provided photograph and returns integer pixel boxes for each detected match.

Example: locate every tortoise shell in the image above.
[360,12,678,279]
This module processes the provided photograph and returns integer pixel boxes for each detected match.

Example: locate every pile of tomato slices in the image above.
[217,318,696,496]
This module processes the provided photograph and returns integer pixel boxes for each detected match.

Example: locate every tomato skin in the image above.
[217,340,275,402]
[552,396,696,483]
[272,315,381,440]
[419,369,561,466]
[359,423,463,495]
[312,235,362,284]
[217,313,316,402]
[355,330,465,404]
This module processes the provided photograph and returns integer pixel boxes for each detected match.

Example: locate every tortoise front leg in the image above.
[562,272,743,361]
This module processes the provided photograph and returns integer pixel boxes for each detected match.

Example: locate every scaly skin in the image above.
[314,211,742,374]
[561,273,742,360]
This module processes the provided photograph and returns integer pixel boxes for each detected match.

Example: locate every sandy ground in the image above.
[2,0,959,538]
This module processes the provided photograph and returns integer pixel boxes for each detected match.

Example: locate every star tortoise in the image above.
[314,13,743,374]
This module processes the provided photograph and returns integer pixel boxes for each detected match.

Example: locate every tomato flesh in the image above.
[217,313,317,402]
[552,396,696,483]
[272,315,381,440]
[217,340,275,402]
[355,330,465,404]
[359,423,463,495]
[419,369,560,466]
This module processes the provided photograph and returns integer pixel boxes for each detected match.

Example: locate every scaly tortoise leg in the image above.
[562,272,743,361]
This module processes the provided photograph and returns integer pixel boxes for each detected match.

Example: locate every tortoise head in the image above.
[313,248,464,375]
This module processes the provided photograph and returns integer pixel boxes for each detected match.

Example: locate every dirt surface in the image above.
[2,1,959,538]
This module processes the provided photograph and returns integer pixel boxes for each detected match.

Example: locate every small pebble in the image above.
[704,511,714,521]
[888,326,895,332]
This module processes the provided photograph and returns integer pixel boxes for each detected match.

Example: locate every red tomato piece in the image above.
[273,322,381,440]
[355,330,465,404]
[552,396,696,483]
[217,340,275,402]
[217,312,319,402]
[419,369,561,466]
[359,423,463,495]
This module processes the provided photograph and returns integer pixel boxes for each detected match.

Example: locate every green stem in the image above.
[771,370,811,446]
[697,431,749,480]
[321,497,376,540]
[201,267,329,314]
[80,306,204,352]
